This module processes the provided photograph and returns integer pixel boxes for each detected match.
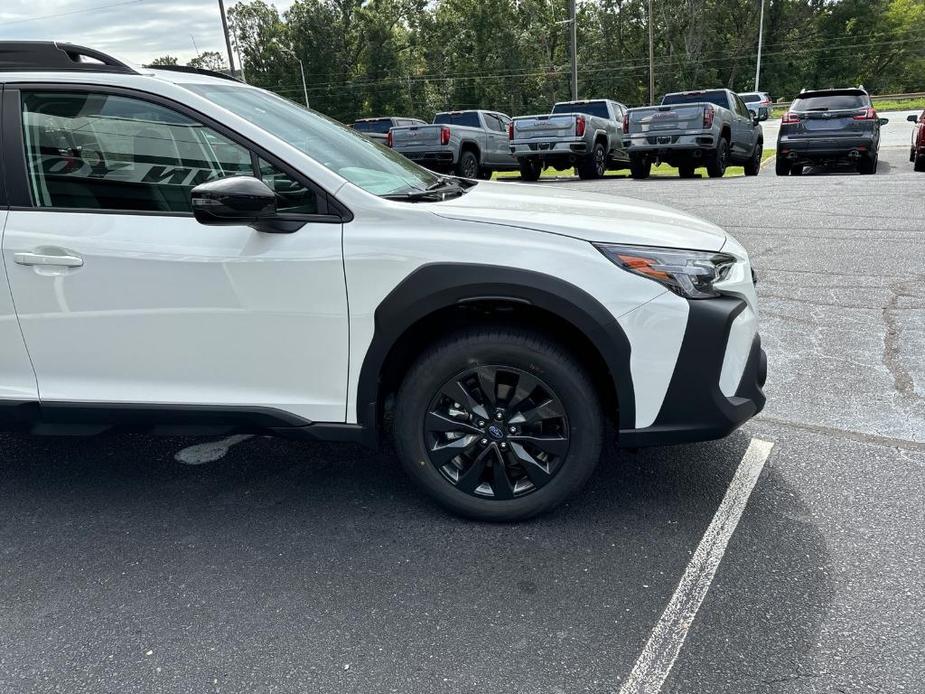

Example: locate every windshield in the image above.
[433,112,481,127]
[791,92,868,111]
[552,101,610,118]
[662,91,730,109]
[353,119,391,134]
[184,83,439,196]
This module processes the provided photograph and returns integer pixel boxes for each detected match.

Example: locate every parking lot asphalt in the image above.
[1,148,923,694]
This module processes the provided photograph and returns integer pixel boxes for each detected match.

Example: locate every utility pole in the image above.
[754,0,766,91]
[568,0,578,100]
[217,0,236,76]
[648,0,655,105]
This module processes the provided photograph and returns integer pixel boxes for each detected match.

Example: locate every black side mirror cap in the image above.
[907,114,919,123]
[878,118,889,126]
[191,176,303,233]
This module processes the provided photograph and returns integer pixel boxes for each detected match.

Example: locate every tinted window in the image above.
[662,91,731,109]
[433,112,481,127]
[791,93,868,111]
[483,113,504,132]
[353,119,392,134]
[740,94,761,103]
[552,101,610,119]
[21,91,252,212]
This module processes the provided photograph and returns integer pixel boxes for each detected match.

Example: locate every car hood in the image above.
[431,181,727,251]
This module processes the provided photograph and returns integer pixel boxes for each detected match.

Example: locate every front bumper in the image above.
[618,297,766,447]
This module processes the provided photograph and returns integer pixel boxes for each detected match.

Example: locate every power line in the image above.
[0,0,145,26]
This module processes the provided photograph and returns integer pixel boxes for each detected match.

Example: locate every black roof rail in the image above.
[144,64,241,83]
[0,41,137,74]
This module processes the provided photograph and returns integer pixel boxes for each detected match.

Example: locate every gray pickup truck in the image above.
[622,89,766,179]
[388,110,518,179]
[510,99,630,180]
[352,116,426,144]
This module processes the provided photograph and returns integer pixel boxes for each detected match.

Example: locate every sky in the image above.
[0,0,293,66]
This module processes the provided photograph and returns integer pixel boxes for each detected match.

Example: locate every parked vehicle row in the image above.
[357,84,920,179]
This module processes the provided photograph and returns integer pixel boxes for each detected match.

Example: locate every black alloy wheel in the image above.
[423,365,569,500]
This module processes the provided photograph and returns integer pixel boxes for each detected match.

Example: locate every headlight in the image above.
[595,243,736,299]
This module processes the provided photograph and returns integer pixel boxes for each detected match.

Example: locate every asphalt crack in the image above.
[882,279,924,405]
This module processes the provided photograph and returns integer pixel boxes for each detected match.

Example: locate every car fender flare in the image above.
[354,263,635,435]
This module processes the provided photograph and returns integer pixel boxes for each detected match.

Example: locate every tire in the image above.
[915,155,925,172]
[705,138,729,178]
[678,164,696,179]
[790,164,803,176]
[455,149,480,179]
[629,155,651,180]
[393,327,604,521]
[577,141,607,179]
[775,157,790,176]
[858,154,877,175]
[743,140,763,176]
[518,159,542,182]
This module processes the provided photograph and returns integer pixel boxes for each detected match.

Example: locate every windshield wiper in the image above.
[384,181,467,202]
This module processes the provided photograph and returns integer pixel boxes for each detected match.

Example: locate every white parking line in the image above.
[174,434,254,465]
[618,437,775,694]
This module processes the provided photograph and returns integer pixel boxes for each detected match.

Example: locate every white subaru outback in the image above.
[0,43,766,520]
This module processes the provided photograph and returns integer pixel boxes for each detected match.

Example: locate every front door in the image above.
[2,87,348,423]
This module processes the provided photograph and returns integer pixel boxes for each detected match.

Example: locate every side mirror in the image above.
[907,114,918,123]
[191,176,302,233]
[752,114,761,126]
[878,118,889,126]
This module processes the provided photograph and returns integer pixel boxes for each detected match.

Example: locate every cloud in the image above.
[0,0,293,65]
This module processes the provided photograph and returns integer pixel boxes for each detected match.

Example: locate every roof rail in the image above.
[0,41,137,74]
[143,63,241,82]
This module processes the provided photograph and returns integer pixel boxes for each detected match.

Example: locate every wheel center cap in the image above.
[487,424,505,440]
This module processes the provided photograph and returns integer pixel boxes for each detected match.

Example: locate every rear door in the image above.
[482,113,510,165]
[2,85,349,423]
[730,93,756,156]
[787,90,875,142]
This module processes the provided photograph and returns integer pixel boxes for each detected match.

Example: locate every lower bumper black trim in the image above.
[618,297,766,447]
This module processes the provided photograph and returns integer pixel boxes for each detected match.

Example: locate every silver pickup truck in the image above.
[388,110,519,179]
[622,89,766,179]
[510,99,630,180]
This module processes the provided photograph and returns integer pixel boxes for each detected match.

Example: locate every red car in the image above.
[908,110,925,171]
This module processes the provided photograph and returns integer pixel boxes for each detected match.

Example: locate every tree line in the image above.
[151,0,925,123]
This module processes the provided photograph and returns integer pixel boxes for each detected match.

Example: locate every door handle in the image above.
[14,251,84,268]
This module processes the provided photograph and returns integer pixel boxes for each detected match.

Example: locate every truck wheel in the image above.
[915,155,925,172]
[775,157,790,176]
[577,141,606,179]
[629,155,651,180]
[705,139,729,178]
[393,327,603,521]
[456,150,480,179]
[744,140,763,176]
[518,159,542,182]
[678,165,696,179]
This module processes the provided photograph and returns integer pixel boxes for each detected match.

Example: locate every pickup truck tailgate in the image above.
[628,105,705,135]
[391,124,444,148]
[512,114,577,140]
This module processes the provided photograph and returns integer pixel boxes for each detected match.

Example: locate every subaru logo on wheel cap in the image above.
[487,424,505,440]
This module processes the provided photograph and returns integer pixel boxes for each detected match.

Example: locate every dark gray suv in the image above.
[776,88,888,175]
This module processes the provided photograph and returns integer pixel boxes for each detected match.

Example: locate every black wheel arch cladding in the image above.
[355,263,636,439]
